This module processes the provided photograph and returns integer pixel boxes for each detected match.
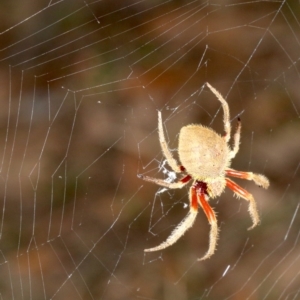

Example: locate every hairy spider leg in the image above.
[138,174,191,189]
[225,178,260,230]
[158,111,182,173]
[192,181,218,260]
[229,118,241,159]
[226,169,269,189]
[144,177,197,253]
[206,82,231,143]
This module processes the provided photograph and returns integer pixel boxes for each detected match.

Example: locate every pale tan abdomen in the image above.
[178,125,230,179]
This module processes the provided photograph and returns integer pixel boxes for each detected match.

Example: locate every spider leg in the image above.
[193,184,218,261]
[226,169,269,189]
[139,174,191,189]
[229,118,241,159]
[225,178,260,230]
[144,180,198,253]
[158,111,182,173]
[206,82,231,143]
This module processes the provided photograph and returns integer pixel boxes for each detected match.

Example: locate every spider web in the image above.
[0,0,299,299]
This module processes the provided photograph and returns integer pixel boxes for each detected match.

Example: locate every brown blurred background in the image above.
[0,0,299,299]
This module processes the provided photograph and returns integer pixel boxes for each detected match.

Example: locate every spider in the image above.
[139,82,269,261]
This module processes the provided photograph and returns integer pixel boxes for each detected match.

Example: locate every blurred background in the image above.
[0,0,299,299]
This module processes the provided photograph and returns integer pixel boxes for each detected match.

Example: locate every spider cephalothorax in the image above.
[139,82,269,261]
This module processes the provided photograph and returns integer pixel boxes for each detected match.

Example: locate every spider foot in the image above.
[197,219,219,261]
[247,196,260,230]
[247,216,260,230]
[252,174,269,189]
[144,208,198,253]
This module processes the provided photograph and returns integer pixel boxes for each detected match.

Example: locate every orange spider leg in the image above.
[225,178,260,230]
[226,169,251,179]
[191,182,218,261]
[226,169,269,189]
[193,188,215,223]
[190,185,198,211]
[181,174,192,183]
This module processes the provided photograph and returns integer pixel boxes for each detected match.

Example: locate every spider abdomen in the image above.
[178,125,230,180]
